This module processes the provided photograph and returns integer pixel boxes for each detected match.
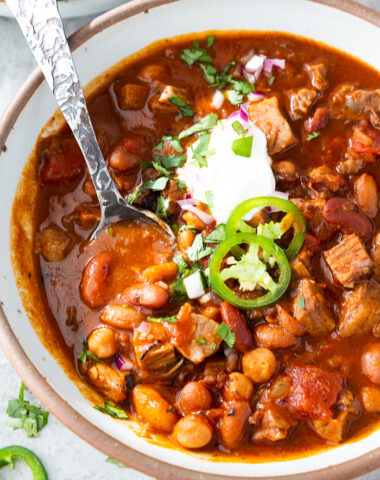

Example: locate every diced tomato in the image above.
[304,232,321,253]
[39,136,84,185]
[285,361,343,421]
[351,122,380,155]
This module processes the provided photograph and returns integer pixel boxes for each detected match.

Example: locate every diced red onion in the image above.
[237,64,244,75]
[212,89,225,109]
[240,104,249,123]
[245,54,265,73]
[243,70,257,85]
[248,92,267,103]
[242,54,285,84]
[227,108,249,127]
[178,204,214,225]
[263,58,273,75]
[114,353,133,371]
[271,58,286,69]
[177,198,198,207]
[185,193,192,199]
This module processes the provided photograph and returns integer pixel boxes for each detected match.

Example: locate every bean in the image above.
[132,385,178,433]
[273,160,298,181]
[220,302,253,353]
[255,324,297,349]
[372,232,380,282]
[220,401,251,451]
[179,229,196,250]
[361,343,380,384]
[323,197,374,240]
[81,252,113,309]
[223,372,254,402]
[180,382,213,415]
[354,173,378,218]
[242,347,278,383]
[122,283,168,309]
[87,327,117,359]
[37,226,71,262]
[201,305,220,321]
[142,261,178,283]
[182,211,206,231]
[138,64,168,81]
[360,386,380,413]
[101,304,145,329]
[173,414,213,449]
[109,145,140,172]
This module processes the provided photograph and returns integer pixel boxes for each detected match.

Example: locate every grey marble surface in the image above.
[0,1,379,479]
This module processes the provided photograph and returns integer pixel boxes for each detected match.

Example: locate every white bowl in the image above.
[1,1,380,478]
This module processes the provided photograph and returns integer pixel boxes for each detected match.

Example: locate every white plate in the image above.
[0,0,129,18]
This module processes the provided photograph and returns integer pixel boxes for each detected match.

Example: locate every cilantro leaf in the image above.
[94,401,128,419]
[206,35,215,48]
[191,134,215,168]
[149,315,178,323]
[199,63,218,84]
[230,79,254,95]
[79,340,104,363]
[186,234,214,261]
[306,131,321,141]
[127,177,169,204]
[153,154,186,168]
[157,196,169,222]
[172,279,187,302]
[204,224,226,244]
[106,457,128,468]
[298,296,306,309]
[257,221,284,241]
[152,161,171,176]
[6,382,49,438]
[269,75,276,86]
[181,46,212,66]
[215,323,236,348]
[195,337,207,344]
[169,95,194,117]
[154,135,183,153]
[179,113,218,139]
[226,89,244,106]
[219,243,276,291]
[231,120,245,137]
[174,255,191,276]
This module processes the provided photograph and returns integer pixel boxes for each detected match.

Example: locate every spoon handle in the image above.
[7,0,125,212]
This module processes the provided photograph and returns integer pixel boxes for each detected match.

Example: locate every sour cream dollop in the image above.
[177,117,276,224]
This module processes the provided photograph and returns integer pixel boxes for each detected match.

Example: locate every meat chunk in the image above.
[149,85,191,114]
[86,362,127,403]
[291,198,333,241]
[328,84,380,127]
[248,96,297,154]
[339,280,380,337]
[292,279,335,335]
[252,405,294,442]
[285,361,343,421]
[307,165,343,193]
[337,148,376,175]
[287,88,317,120]
[36,226,70,262]
[372,232,380,282]
[161,179,184,217]
[166,303,222,364]
[312,389,360,442]
[118,83,149,110]
[324,234,374,287]
[304,106,329,133]
[305,63,328,90]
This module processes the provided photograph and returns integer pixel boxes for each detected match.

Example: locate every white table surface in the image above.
[0,1,379,479]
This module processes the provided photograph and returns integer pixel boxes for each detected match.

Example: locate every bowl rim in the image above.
[1,0,380,478]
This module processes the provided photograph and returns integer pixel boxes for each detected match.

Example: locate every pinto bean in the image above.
[179,382,213,415]
[223,372,254,402]
[182,211,206,231]
[255,324,297,349]
[220,401,251,451]
[323,197,374,240]
[81,252,113,309]
[101,304,145,329]
[142,261,178,283]
[354,173,378,218]
[179,229,196,249]
[132,385,178,433]
[220,302,253,353]
[242,347,278,383]
[273,160,298,182]
[87,327,117,359]
[37,226,71,262]
[122,283,168,309]
[372,232,380,282]
[360,386,380,413]
[361,343,380,384]
[173,414,213,449]
[109,145,141,172]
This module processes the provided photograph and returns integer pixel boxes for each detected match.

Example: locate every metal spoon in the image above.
[7,0,174,240]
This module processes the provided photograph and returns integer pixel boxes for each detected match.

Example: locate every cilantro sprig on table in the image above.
[6,382,49,438]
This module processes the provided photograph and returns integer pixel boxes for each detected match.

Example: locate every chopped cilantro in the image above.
[139,161,152,168]
[152,161,171,177]
[215,323,236,348]
[191,134,215,168]
[174,255,191,276]
[180,45,212,66]
[211,342,217,351]
[106,457,128,468]
[226,89,244,105]
[206,35,215,48]
[172,279,187,302]
[107,227,114,237]
[269,75,276,86]
[231,135,253,157]
[94,401,128,419]
[127,177,169,204]
[79,340,104,363]
[306,131,321,141]
[179,225,198,233]
[205,190,214,211]
[179,113,219,139]
[169,95,194,117]
[230,79,254,95]
[195,337,207,344]
[199,63,218,84]
[154,135,183,153]
[204,224,226,244]
[6,382,49,438]
[157,196,169,222]
[149,315,178,323]
[153,154,186,168]
[176,178,187,190]
[298,296,306,309]
[231,120,245,137]
[186,234,214,262]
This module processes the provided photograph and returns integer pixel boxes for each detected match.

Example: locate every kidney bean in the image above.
[304,106,328,133]
[220,302,253,353]
[81,252,113,309]
[122,283,169,309]
[354,173,378,218]
[323,197,374,240]
[220,401,251,451]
